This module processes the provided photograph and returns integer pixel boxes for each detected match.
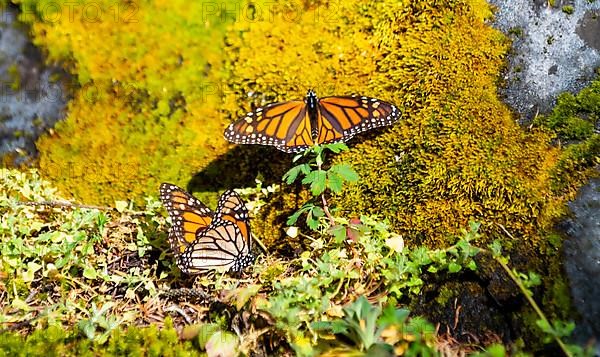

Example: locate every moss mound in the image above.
[220,0,580,249]
[17,0,238,205]
[331,0,562,246]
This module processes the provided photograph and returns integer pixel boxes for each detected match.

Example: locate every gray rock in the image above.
[489,0,600,121]
[0,6,68,164]
[563,177,600,352]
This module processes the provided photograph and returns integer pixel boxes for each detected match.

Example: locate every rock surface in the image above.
[489,0,600,121]
[0,6,67,163]
[562,178,600,350]
[491,0,600,351]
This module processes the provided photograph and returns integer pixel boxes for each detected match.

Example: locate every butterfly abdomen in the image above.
[306,89,320,139]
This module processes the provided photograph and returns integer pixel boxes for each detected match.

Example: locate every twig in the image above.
[251,234,268,254]
[496,258,572,357]
[321,194,335,225]
[331,276,345,298]
[164,305,193,324]
[495,223,516,239]
[18,200,113,211]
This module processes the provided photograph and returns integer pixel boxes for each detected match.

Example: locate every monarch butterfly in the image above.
[159,183,254,274]
[159,183,213,254]
[224,89,400,153]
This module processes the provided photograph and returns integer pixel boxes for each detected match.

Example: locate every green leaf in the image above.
[330,224,347,243]
[448,262,462,273]
[410,247,432,266]
[302,170,327,196]
[283,164,310,184]
[405,316,435,335]
[468,221,481,233]
[192,324,220,347]
[315,151,324,167]
[306,214,319,230]
[235,284,261,310]
[378,305,410,328]
[527,272,541,287]
[366,343,394,357]
[329,320,349,334]
[206,331,239,357]
[535,319,553,334]
[327,171,344,193]
[323,142,349,153]
[77,319,96,340]
[23,262,42,282]
[489,240,503,257]
[292,153,304,163]
[83,266,97,280]
[286,211,302,226]
[467,260,478,271]
[287,204,314,225]
[312,144,324,157]
[11,297,31,311]
[330,164,359,182]
[549,320,575,337]
[479,344,506,357]
[312,206,325,218]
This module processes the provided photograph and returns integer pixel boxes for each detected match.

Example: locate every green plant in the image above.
[562,5,574,14]
[469,343,507,357]
[77,302,123,344]
[488,240,593,357]
[0,169,167,334]
[261,217,482,354]
[312,296,436,356]
[284,143,359,229]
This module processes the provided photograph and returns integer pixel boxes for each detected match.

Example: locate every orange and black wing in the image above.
[316,95,400,145]
[224,100,314,153]
[159,183,213,255]
[175,190,254,274]
[176,221,254,274]
[214,190,251,247]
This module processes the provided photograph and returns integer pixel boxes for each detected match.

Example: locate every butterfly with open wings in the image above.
[224,89,400,153]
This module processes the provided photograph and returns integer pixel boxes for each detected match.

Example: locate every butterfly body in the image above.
[159,183,254,274]
[224,90,400,153]
[305,89,320,139]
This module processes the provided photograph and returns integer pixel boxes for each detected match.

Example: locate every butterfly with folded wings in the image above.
[159,183,254,274]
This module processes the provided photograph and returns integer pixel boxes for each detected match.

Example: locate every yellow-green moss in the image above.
[334,1,567,246]
[534,75,600,198]
[17,0,240,205]
[221,0,387,118]
[221,0,571,248]
[0,318,198,355]
[20,0,596,253]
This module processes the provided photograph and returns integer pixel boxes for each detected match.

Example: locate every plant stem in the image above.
[320,193,334,225]
[316,161,335,225]
[494,225,572,355]
[495,258,572,357]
